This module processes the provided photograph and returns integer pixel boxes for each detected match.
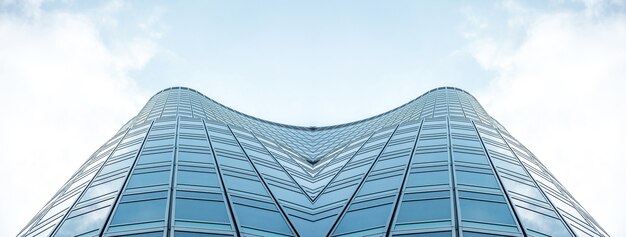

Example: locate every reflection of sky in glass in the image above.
[515,206,572,237]
[501,177,545,201]
[55,199,114,236]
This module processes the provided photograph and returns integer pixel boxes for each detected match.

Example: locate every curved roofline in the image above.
[149,86,478,131]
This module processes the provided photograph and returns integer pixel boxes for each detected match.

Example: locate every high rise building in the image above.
[19,87,608,237]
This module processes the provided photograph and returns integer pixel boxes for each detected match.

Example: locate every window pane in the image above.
[516,207,572,237]
[178,170,218,187]
[334,202,391,234]
[122,191,168,202]
[397,198,451,223]
[459,191,505,202]
[413,152,448,163]
[178,152,212,163]
[457,171,499,189]
[81,177,125,201]
[127,170,170,188]
[174,231,232,237]
[463,232,508,237]
[234,204,292,235]
[138,152,173,164]
[111,198,167,224]
[404,191,450,200]
[407,170,449,187]
[55,207,110,236]
[454,152,488,164]
[395,231,452,237]
[460,199,515,225]
[176,198,229,223]
[123,232,164,237]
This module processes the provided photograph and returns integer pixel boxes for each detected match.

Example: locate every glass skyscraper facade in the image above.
[19,87,608,237]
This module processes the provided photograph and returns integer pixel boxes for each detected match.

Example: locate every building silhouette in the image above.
[19,87,608,237]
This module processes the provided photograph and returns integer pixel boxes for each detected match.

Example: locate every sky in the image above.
[0,0,625,236]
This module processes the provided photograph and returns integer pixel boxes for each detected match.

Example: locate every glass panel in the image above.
[413,152,448,163]
[174,231,233,237]
[175,221,231,231]
[138,153,173,165]
[394,231,452,237]
[178,170,218,187]
[55,207,110,236]
[145,138,175,147]
[127,170,170,188]
[333,203,391,235]
[122,191,168,202]
[459,191,505,202]
[452,138,481,147]
[121,232,164,237]
[460,199,515,225]
[176,198,229,222]
[222,175,267,195]
[407,170,449,187]
[456,171,499,189]
[403,191,450,200]
[234,204,292,235]
[99,158,134,175]
[177,191,223,200]
[515,207,572,237]
[463,232,508,237]
[454,152,488,164]
[110,198,167,224]
[396,221,451,230]
[500,178,545,201]
[178,152,212,163]
[80,177,125,201]
[397,198,451,223]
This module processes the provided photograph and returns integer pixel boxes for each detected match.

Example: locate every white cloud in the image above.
[468,2,626,236]
[0,2,159,236]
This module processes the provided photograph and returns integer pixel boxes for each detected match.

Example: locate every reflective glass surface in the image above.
[19,87,607,237]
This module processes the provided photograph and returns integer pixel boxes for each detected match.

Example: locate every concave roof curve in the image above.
[147,86,485,131]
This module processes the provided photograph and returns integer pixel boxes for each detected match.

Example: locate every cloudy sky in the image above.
[1,0,625,236]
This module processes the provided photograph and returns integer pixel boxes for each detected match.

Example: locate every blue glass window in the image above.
[80,177,125,201]
[122,191,168,202]
[463,232,508,237]
[234,204,292,235]
[397,198,451,223]
[403,191,449,200]
[177,170,218,187]
[516,207,572,237]
[178,152,211,163]
[110,198,167,224]
[145,138,175,147]
[459,191,505,202]
[99,158,133,175]
[138,152,173,165]
[127,170,170,188]
[460,199,515,225]
[456,171,499,189]
[54,207,110,236]
[454,152,488,164]
[407,170,449,187]
[176,198,229,222]
[334,203,390,235]
[413,152,448,163]
[174,232,232,237]
[395,231,452,237]
[122,232,164,237]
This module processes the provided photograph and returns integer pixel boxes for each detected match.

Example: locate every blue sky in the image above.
[1,0,625,236]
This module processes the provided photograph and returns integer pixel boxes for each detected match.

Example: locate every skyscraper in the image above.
[19,87,608,237]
